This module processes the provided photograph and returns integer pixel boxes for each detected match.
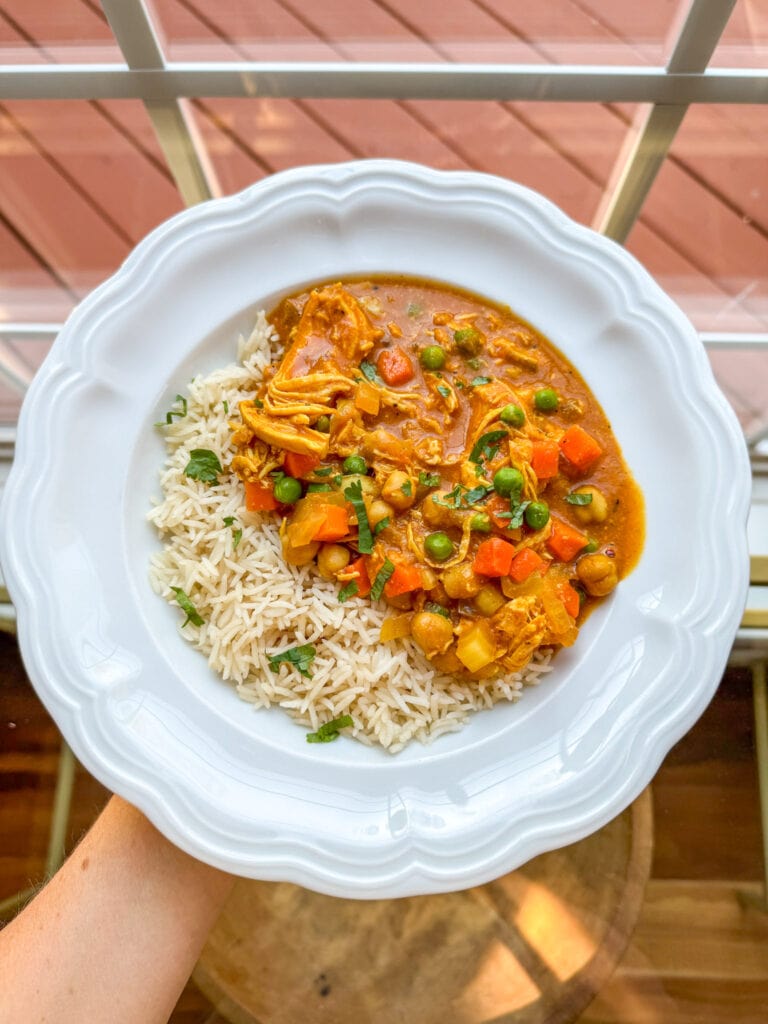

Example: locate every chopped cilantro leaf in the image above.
[313,466,334,477]
[170,586,204,628]
[401,479,413,497]
[373,516,390,536]
[407,302,422,317]
[223,516,235,526]
[469,429,508,464]
[565,492,593,505]
[155,394,187,427]
[425,602,451,619]
[306,483,332,493]
[184,448,222,483]
[267,644,316,679]
[343,480,374,553]
[463,484,492,506]
[253,398,264,409]
[232,527,243,550]
[370,558,396,601]
[437,384,451,399]
[470,376,492,387]
[418,471,441,488]
[338,581,359,603]
[360,360,383,386]
[306,714,354,743]
[497,500,531,529]
[222,399,229,414]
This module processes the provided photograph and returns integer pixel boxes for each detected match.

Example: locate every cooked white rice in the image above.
[147,314,554,752]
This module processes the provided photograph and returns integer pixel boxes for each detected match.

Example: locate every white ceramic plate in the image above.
[0,160,750,898]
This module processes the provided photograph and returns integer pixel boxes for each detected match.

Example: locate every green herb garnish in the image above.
[313,466,334,477]
[360,360,383,386]
[565,492,593,506]
[437,384,451,399]
[373,517,390,536]
[470,376,492,387]
[463,484,492,506]
[343,480,374,554]
[268,644,316,679]
[306,714,354,743]
[425,602,451,619]
[338,581,359,603]
[170,586,204,628]
[418,471,441,488]
[497,500,531,529]
[253,398,264,409]
[306,483,332,493]
[156,394,188,426]
[407,302,422,317]
[467,357,481,370]
[469,429,508,464]
[223,516,235,526]
[400,479,413,497]
[370,558,396,601]
[232,528,243,550]
[184,448,223,483]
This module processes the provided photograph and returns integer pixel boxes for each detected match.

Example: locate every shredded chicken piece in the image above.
[407,516,473,570]
[489,336,539,371]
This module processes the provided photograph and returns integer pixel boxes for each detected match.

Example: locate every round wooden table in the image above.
[194,789,652,1024]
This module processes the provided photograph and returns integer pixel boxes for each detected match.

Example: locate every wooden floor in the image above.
[1,629,767,1024]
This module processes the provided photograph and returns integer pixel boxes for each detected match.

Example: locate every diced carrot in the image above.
[384,563,423,597]
[559,425,602,473]
[310,505,350,542]
[283,451,320,479]
[530,439,560,480]
[244,480,278,512]
[555,580,581,619]
[546,517,589,562]
[354,380,380,416]
[472,537,516,577]
[377,347,414,387]
[346,557,372,598]
[508,547,547,583]
[485,494,520,537]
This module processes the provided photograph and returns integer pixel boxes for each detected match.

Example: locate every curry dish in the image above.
[230,277,644,680]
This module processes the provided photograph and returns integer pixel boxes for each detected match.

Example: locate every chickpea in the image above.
[367,499,394,529]
[381,470,417,511]
[411,611,455,659]
[442,561,483,600]
[571,485,609,525]
[317,543,351,579]
[576,553,619,597]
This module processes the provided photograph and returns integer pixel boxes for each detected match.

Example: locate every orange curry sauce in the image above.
[230,276,644,680]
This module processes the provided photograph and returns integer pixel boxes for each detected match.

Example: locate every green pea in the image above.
[493,466,524,498]
[470,512,492,533]
[424,531,454,562]
[525,501,550,530]
[584,538,599,553]
[534,387,559,412]
[420,345,446,371]
[315,415,331,433]
[499,403,525,428]
[274,475,302,504]
[343,454,368,475]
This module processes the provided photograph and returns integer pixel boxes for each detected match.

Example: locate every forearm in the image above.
[0,795,234,1024]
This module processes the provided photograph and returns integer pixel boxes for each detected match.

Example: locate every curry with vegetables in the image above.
[230,277,644,680]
